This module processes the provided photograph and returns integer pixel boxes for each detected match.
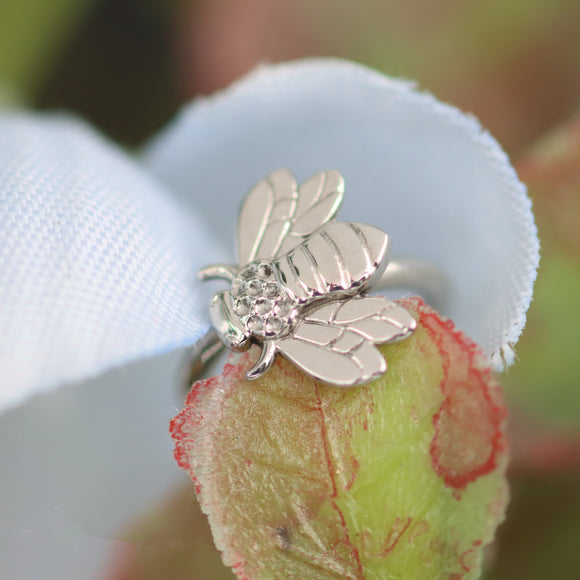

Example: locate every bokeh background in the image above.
[1,1,580,578]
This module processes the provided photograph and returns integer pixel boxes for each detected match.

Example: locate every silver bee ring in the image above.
[191,169,448,388]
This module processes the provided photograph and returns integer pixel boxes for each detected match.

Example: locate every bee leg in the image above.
[198,264,236,282]
[246,341,277,381]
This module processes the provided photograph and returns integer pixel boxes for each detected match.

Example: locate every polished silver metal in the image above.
[183,257,444,389]
[196,169,438,387]
[374,257,449,313]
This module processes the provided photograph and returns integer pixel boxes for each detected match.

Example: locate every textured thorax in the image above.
[229,260,295,340]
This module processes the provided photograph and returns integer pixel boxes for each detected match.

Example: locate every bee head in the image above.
[210,291,251,351]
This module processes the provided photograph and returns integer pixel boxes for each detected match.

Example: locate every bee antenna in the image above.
[198,264,236,282]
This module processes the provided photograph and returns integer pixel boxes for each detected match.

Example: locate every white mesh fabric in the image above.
[0,114,222,412]
[145,59,540,370]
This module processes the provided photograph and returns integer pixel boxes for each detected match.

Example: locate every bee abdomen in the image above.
[277,222,389,303]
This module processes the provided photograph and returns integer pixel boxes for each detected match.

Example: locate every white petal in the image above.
[145,58,539,370]
[0,114,223,412]
[0,349,187,579]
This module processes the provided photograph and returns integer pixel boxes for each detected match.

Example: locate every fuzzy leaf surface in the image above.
[172,298,509,579]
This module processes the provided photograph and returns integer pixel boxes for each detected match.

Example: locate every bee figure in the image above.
[198,169,417,387]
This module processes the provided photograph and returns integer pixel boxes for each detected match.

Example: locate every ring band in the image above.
[373,257,449,312]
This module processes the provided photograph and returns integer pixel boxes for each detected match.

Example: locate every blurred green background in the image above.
[2,1,579,578]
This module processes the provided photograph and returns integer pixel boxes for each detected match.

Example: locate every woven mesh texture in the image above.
[0,114,220,411]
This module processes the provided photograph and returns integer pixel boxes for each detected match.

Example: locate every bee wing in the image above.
[276,296,416,386]
[277,170,344,255]
[237,169,344,265]
[276,324,387,386]
[303,295,417,343]
[276,222,390,302]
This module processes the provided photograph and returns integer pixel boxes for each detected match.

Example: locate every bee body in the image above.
[228,259,295,341]
[201,169,416,386]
